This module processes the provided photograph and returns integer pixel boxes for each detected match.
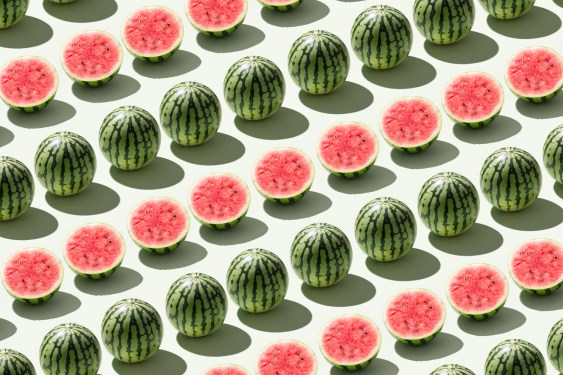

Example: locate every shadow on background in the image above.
[234,107,309,140]
[170,133,245,165]
[390,141,459,169]
[72,75,140,103]
[394,332,463,361]
[45,182,120,215]
[555,182,563,199]
[261,0,329,27]
[7,100,76,129]
[299,82,374,114]
[301,274,376,307]
[491,199,562,231]
[429,223,503,256]
[0,127,14,148]
[199,217,268,246]
[0,318,17,341]
[330,358,399,375]
[263,191,332,220]
[0,207,58,240]
[520,290,563,311]
[424,32,498,64]
[110,157,184,190]
[515,95,563,119]
[112,350,187,375]
[555,0,563,7]
[12,291,80,320]
[237,299,312,332]
[327,166,397,195]
[177,324,251,356]
[453,116,522,144]
[457,308,526,336]
[43,0,118,22]
[0,16,52,48]
[362,57,436,89]
[487,7,561,38]
[74,267,143,295]
[197,25,265,53]
[365,248,441,281]
[133,50,201,79]
[138,241,207,270]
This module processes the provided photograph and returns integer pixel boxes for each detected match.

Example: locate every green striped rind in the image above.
[351,5,413,70]
[166,272,227,337]
[160,81,221,146]
[73,70,119,87]
[185,0,247,37]
[0,0,28,29]
[480,147,542,212]
[40,323,101,375]
[548,318,563,373]
[543,124,563,184]
[227,248,288,313]
[418,172,479,237]
[485,339,546,374]
[288,30,349,95]
[413,0,475,45]
[224,56,285,121]
[0,156,34,221]
[258,0,302,11]
[101,298,163,363]
[0,349,35,375]
[430,364,476,375]
[477,0,535,19]
[355,197,416,261]
[290,223,352,287]
[99,106,161,170]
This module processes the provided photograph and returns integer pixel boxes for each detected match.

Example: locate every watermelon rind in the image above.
[255,340,317,375]
[543,124,563,185]
[204,364,250,374]
[548,318,563,374]
[49,0,74,3]
[185,0,248,37]
[40,323,101,375]
[413,0,475,45]
[0,349,36,374]
[0,156,34,221]
[478,0,535,19]
[258,0,302,11]
[485,339,546,374]
[429,364,475,375]
[0,0,28,29]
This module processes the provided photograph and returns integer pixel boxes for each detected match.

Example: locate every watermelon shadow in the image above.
[74,267,143,296]
[170,133,245,165]
[327,166,397,194]
[237,299,312,332]
[394,332,463,361]
[0,127,14,147]
[234,107,309,140]
[199,217,268,245]
[138,241,207,270]
[196,25,265,53]
[453,116,522,144]
[132,50,201,79]
[42,0,117,23]
[515,94,563,119]
[71,75,140,103]
[424,32,498,64]
[519,290,563,311]
[45,182,120,215]
[261,0,329,27]
[429,223,503,256]
[263,191,332,220]
[555,182,563,199]
[365,248,440,281]
[112,350,187,375]
[301,274,376,307]
[390,141,460,169]
[0,207,58,240]
[110,157,185,190]
[361,56,436,89]
[330,358,399,375]
[0,318,17,341]
[556,0,563,7]
[0,16,52,48]
[299,82,373,114]
[12,291,81,320]
[490,198,563,231]
[487,7,561,39]
[176,324,251,356]
[457,307,526,336]
[7,100,76,129]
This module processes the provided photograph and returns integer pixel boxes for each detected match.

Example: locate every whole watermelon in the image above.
[0,349,36,374]
[413,0,475,44]
[478,0,535,19]
[543,124,563,184]
[548,318,563,373]
[0,0,28,29]
[430,364,475,375]
[0,156,34,220]
[485,339,546,374]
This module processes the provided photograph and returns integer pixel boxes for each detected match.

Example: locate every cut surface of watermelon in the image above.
[256,340,317,375]
[185,0,247,36]
[204,364,250,375]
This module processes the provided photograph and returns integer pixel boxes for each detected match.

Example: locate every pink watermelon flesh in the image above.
[256,341,316,375]
[186,0,246,31]
[506,47,563,98]
[0,57,57,108]
[320,315,381,366]
[510,239,563,290]
[205,365,249,375]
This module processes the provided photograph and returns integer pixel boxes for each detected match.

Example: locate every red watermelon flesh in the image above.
[509,239,563,293]
[204,365,250,375]
[186,0,247,32]
[256,340,317,375]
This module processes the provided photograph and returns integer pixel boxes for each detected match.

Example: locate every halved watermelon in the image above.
[317,121,379,178]
[61,30,123,87]
[380,96,441,153]
[0,56,58,112]
[258,0,303,11]
[1,248,63,304]
[256,340,317,375]
[185,0,248,37]
[204,364,250,375]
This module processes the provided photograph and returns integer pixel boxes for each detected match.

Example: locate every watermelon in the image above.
[128,197,190,254]
[351,5,413,70]
[40,323,101,375]
[122,6,183,62]
[548,318,563,373]
[185,0,247,37]
[257,0,302,11]
[166,272,227,337]
[99,105,161,170]
[0,0,28,29]
[0,349,35,374]
[288,30,350,95]
[50,0,74,3]
[204,364,250,375]
[505,47,563,103]
[188,173,250,229]
[1,247,63,304]
[224,56,285,121]
[101,298,163,363]
[0,156,34,221]
[34,131,96,196]
[252,147,314,204]
[480,147,542,211]
[508,239,563,295]
[160,81,221,146]
[61,30,123,87]
[319,314,381,371]
[316,121,379,178]
[355,197,417,262]
[430,364,476,375]
[256,340,317,375]
[478,0,535,19]
[0,56,58,112]
[290,223,352,288]
[543,124,563,184]
[383,288,446,345]
[442,71,504,128]
[446,263,508,320]
[418,172,480,237]
[485,339,546,374]
[226,248,288,313]
[63,223,125,279]
[413,0,475,44]
[380,96,442,153]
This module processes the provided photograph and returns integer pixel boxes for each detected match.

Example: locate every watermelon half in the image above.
[1,248,63,304]
[0,56,58,112]
[509,238,563,295]
[188,173,250,230]
[442,72,504,128]
[446,263,508,320]
[128,197,190,254]
[384,288,446,345]
[316,121,379,178]
[256,340,317,375]
[63,223,125,279]
[204,364,250,375]
[185,0,248,37]
[505,46,563,103]
[380,96,442,153]
[61,30,123,87]
[122,6,183,63]
[319,314,382,371]
[258,0,302,11]
[252,147,315,204]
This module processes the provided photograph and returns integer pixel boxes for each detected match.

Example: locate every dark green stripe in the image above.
[0,349,35,375]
